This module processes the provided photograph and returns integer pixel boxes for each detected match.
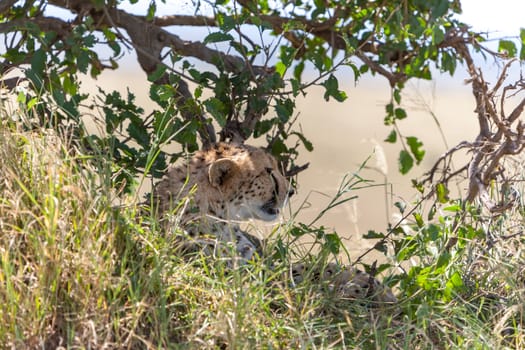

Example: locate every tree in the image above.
[1,0,524,202]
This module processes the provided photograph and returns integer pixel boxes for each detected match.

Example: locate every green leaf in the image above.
[292,132,314,152]
[188,68,201,81]
[363,230,385,239]
[204,97,227,127]
[146,1,156,20]
[427,204,436,220]
[413,213,424,227]
[385,102,394,116]
[445,271,464,291]
[4,49,27,65]
[128,120,149,146]
[271,138,288,155]
[393,88,402,104]
[274,98,294,123]
[406,136,425,163]
[426,224,441,241]
[443,270,465,301]
[77,50,91,73]
[291,78,301,97]
[324,233,341,254]
[498,39,517,57]
[431,1,449,19]
[217,14,236,31]
[398,150,413,174]
[30,49,46,76]
[194,85,203,99]
[293,61,305,81]
[17,92,26,104]
[254,119,274,138]
[203,32,234,44]
[62,74,77,95]
[230,41,249,56]
[441,51,457,75]
[346,61,361,81]
[412,179,424,193]
[397,238,418,261]
[432,26,445,45]
[102,27,116,41]
[83,34,96,47]
[443,204,461,212]
[323,55,333,70]
[275,61,287,77]
[394,107,407,120]
[321,74,347,102]
[290,223,308,237]
[150,84,175,106]
[436,183,449,203]
[385,129,397,143]
[279,46,296,67]
[148,65,167,82]
[394,201,406,214]
[374,240,388,254]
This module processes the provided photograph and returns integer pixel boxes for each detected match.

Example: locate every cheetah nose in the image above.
[288,188,295,197]
[267,207,279,215]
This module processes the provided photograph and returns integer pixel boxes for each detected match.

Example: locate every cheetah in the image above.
[291,262,398,305]
[152,142,291,262]
[151,142,397,304]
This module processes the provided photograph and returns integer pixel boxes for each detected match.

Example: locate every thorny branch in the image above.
[423,41,525,213]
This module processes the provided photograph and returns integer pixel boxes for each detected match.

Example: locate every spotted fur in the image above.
[152,142,291,262]
[152,142,396,304]
[291,262,397,305]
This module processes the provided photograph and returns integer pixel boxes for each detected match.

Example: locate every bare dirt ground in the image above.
[82,66,477,258]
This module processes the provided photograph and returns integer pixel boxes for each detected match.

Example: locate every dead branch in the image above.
[424,141,471,183]
[423,39,525,213]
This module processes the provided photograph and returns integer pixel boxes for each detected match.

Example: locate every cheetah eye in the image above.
[265,167,273,174]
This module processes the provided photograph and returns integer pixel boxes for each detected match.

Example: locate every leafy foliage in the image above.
[2,0,523,185]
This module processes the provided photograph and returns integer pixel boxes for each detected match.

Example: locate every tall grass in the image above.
[0,112,523,349]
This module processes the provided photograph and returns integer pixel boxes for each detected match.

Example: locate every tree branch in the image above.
[0,16,71,37]
[425,37,525,213]
[41,0,280,147]
[0,0,17,14]
[148,14,218,27]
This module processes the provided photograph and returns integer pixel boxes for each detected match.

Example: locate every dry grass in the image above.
[0,116,523,349]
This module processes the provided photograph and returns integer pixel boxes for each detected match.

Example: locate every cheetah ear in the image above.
[208,158,238,188]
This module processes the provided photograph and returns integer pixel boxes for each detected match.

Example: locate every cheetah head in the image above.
[208,147,293,221]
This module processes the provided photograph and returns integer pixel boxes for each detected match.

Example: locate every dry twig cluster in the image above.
[424,36,525,212]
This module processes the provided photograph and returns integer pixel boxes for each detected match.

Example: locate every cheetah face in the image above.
[230,164,292,222]
[208,149,292,222]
